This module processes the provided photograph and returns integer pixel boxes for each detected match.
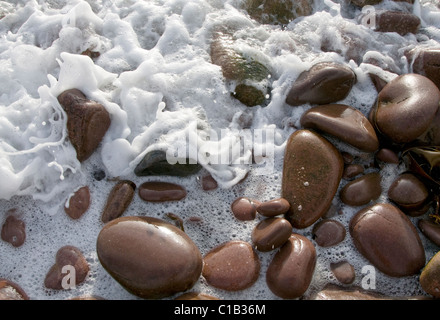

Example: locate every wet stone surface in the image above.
[282,129,344,229]
[340,172,382,206]
[251,217,292,252]
[96,216,202,299]
[64,186,90,220]
[350,203,426,277]
[1,213,25,247]
[101,180,136,223]
[138,181,187,202]
[312,219,346,247]
[202,240,260,291]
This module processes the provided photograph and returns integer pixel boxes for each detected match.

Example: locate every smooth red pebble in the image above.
[44,245,90,290]
[312,219,346,247]
[101,180,136,223]
[64,186,90,220]
[1,214,25,247]
[231,197,258,221]
[256,198,290,217]
[202,240,260,291]
[201,174,218,191]
[266,233,317,299]
[330,261,355,285]
[251,217,292,252]
[138,181,187,202]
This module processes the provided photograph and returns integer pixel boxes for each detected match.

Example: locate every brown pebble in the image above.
[256,198,290,217]
[312,219,346,247]
[44,245,90,290]
[286,62,356,106]
[330,261,356,285]
[251,217,292,252]
[282,129,344,229]
[266,233,316,299]
[201,174,218,191]
[64,186,90,220]
[300,104,379,152]
[343,164,364,180]
[376,148,400,164]
[202,240,260,291]
[375,10,421,36]
[419,251,440,298]
[349,203,425,277]
[1,213,25,247]
[418,219,440,247]
[388,173,430,217]
[138,181,187,202]
[101,180,136,223]
[57,89,111,162]
[231,197,258,221]
[0,279,29,300]
[97,216,202,299]
[340,172,382,206]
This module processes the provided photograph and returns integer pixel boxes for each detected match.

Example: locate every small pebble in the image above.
[64,186,90,220]
[231,197,258,221]
[1,213,25,247]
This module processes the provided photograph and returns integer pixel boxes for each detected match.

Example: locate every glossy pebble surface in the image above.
[251,217,292,252]
[349,203,426,277]
[138,181,187,202]
[202,240,260,291]
[300,104,379,152]
[266,234,317,299]
[282,130,344,228]
[340,172,382,206]
[96,216,202,299]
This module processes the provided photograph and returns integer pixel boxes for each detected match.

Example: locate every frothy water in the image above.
[0,0,439,300]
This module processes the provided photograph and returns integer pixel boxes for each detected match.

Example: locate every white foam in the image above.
[0,0,438,300]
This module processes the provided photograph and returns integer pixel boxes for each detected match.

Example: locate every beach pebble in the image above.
[202,240,260,291]
[282,130,344,228]
[388,173,430,216]
[419,251,440,298]
[330,261,356,285]
[1,214,25,247]
[266,233,316,299]
[251,217,292,252]
[376,148,400,164]
[44,245,89,290]
[134,150,201,177]
[375,10,421,36]
[300,104,379,152]
[256,198,290,217]
[286,62,356,106]
[312,219,346,247]
[96,216,202,299]
[411,48,440,90]
[343,164,364,180]
[201,174,218,191]
[64,186,90,220]
[371,74,440,145]
[57,89,111,162]
[138,181,187,202]
[231,197,258,221]
[243,0,313,25]
[350,0,382,6]
[418,219,440,247]
[349,203,426,277]
[101,180,136,223]
[0,279,29,300]
[340,172,382,206]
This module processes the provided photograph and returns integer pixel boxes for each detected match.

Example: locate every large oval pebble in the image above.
[266,233,316,299]
[349,203,425,277]
[96,216,202,299]
[138,181,187,202]
[202,240,260,291]
[371,74,440,144]
[300,104,379,152]
[282,129,344,229]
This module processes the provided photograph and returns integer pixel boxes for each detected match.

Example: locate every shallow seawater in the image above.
[0,0,439,300]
